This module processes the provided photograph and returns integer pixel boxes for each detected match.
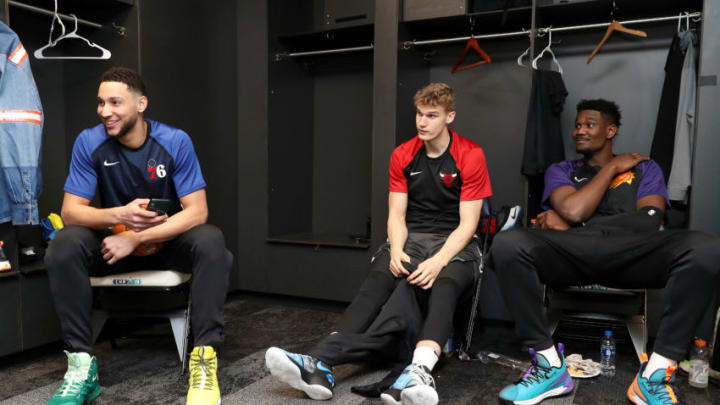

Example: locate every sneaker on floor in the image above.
[627,353,683,405]
[380,363,438,405]
[47,351,101,405]
[265,347,334,400]
[187,346,221,405]
[498,343,574,405]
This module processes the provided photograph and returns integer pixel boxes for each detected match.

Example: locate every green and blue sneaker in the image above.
[265,347,334,400]
[627,353,683,404]
[499,343,574,405]
[47,351,101,405]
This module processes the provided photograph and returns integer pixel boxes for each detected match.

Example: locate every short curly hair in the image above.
[100,67,147,97]
[576,99,621,127]
[413,83,455,112]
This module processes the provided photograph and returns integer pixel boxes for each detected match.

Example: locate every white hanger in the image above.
[532,27,563,74]
[34,0,111,60]
[517,29,532,67]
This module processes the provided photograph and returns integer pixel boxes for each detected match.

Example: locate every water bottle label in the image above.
[601,347,615,358]
[689,362,709,384]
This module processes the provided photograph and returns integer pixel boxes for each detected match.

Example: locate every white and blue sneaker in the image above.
[380,363,438,405]
[265,347,334,400]
[499,343,574,405]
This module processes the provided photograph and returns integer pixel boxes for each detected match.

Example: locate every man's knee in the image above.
[185,224,228,257]
[45,226,96,269]
[490,228,532,266]
[681,231,720,282]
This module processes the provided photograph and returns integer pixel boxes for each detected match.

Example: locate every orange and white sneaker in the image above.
[627,353,683,404]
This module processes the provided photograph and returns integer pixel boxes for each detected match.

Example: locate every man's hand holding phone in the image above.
[119,198,168,232]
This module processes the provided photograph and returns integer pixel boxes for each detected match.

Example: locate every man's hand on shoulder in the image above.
[407,256,446,290]
[608,152,648,174]
[101,231,140,265]
[536,210,571,231]
[118,198,167,232]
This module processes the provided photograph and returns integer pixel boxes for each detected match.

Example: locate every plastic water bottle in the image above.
[689,339,709,388]
[600,330,616,377]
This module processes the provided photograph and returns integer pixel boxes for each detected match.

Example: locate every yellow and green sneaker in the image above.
[187,346,221,405]
[47,351,101,405]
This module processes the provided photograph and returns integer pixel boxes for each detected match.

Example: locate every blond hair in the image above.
[413,83,455,112]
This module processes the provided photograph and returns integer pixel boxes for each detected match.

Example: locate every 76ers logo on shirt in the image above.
[439,171,457,188]
[147,159,167,180]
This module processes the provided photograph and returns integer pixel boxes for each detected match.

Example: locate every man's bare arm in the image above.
[550,153,649,223]
[61,192,165,230]
[387,191,411,277]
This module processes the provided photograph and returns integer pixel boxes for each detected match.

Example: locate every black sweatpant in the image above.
[45,224,233,354]
[309,232,478,367]
[490,227,720,361]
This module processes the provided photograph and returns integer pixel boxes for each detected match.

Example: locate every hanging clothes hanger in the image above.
[531,28,563,74]
[517,29,532,67]
[34,0,111,60]
[586,1,646,64]
[452,17,491,74]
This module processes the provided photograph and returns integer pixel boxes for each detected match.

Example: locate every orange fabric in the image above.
[610,170,635,189]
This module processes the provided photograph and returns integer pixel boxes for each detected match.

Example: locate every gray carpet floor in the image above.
[1,294,718,404]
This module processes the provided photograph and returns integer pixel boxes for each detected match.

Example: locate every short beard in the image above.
[107,115,138,138]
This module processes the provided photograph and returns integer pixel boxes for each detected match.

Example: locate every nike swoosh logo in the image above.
[410,171,422,176]
[104,160,120,167]
[574,176,588,182]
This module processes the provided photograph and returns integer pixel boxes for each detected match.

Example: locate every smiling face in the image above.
[96,81,147,139]
[572,109,617,155]
[415,103,455,143]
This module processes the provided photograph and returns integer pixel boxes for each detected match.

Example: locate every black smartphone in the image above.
[146,198,171,215]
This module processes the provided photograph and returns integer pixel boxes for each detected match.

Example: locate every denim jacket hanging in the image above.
[0,21,43,225]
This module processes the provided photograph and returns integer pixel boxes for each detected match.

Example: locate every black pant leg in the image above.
[309,279,422,367]
[490,228,589,351]
[630,231,720,361]
[419,259,476,346]
[162,224,232,348]
[333,248,400,333]
[45,226,106,353]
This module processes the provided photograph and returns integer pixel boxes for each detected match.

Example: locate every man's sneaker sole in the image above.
[500,385,573,405]
[402,385,439,405]
[265,347,332,400]
[380,392,402,405]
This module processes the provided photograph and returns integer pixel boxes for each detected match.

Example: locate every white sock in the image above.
[538,345,562,368]
[643,352,677,378]
[411,346,439,371]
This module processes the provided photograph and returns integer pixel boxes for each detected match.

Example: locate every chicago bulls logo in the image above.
[439,171,457,188]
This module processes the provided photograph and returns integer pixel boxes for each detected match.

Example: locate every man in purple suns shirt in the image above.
[490,99,720,405]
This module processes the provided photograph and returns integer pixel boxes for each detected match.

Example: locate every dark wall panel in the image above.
[312,63,372,235]
[139,0,239,286]
[238,0,270,292]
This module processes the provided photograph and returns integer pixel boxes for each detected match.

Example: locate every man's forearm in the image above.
[387,216,408,253]
[431,222,476,266]
[554,165,616,223]
[62,204,121,230]
[136,206,207,244]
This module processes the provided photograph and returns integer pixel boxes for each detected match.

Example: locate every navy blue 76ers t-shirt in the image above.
[64,120,206,216]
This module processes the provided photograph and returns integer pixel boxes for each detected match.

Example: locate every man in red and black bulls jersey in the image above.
[265,83,492,405]
[44,67,231,405]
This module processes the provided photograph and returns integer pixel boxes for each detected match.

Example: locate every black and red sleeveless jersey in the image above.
[389,128,492,234]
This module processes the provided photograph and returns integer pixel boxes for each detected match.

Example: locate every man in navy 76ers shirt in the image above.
[265,83,492,405]
[44,67,231,405]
